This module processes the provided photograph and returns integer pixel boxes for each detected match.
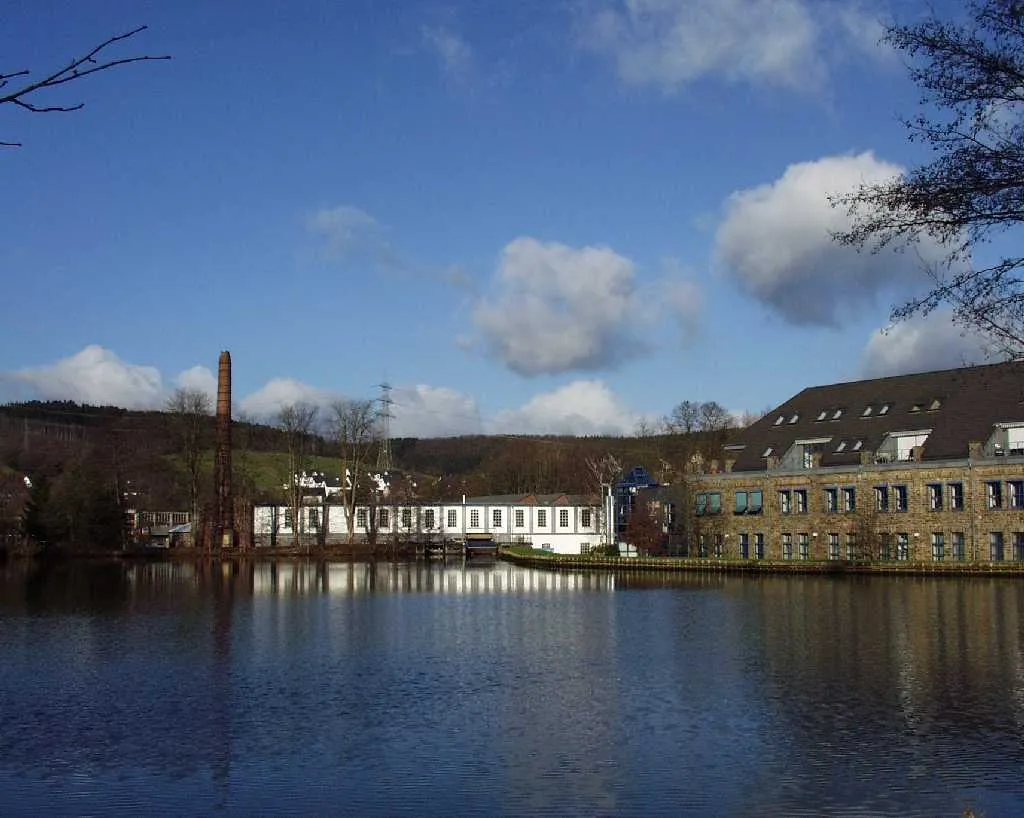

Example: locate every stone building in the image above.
[686,361,1024,563]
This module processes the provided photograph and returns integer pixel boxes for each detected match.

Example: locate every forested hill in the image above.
[0,400,738,502]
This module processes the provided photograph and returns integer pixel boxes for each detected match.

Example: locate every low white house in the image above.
[252,493,606,555]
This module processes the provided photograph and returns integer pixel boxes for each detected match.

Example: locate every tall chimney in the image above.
[214,351,235,548]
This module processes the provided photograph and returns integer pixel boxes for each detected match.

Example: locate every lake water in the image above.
[1,559,1023,817]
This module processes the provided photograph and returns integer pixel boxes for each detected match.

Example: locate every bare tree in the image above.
[832,1,1024,354]
[664,400,701,434]
[327,399,378,545]
[165,388,211,546]
[2,25,169,147]
[698,401,734,433]
[277,403,319,548]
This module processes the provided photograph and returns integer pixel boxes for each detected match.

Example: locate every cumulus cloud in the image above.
[659,273,704,343]
[473,237,650,375]
[489,380,638,436]
[580,0,834,91]
[174,366,217,401]
[308,205,402,271]
[859,312,991,378]
[391,385,483,438]
[236,378,335,419]
[715,152,941,326]
[423,25,473,81]
[4,346,164,409]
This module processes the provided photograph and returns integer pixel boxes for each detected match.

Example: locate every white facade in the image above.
[252,496,604,555]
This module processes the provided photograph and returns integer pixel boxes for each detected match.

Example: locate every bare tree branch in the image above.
[2,25,170,147]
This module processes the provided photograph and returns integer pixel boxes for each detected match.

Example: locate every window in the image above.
[469,509,480,527]
[862,406,873,417]
[846,532,857,560]
[931,532,945,561]
[789,413,799,424]
[308,507,319,531]
[424,509,435,529]
[952,532,966,561]
[779,490,791,514]
[559,509,570,528]
[711,534,723,559]
[492,508,502,527]
[782,533,793,560]
[1014,532,1024,562]
[832,409,843,420]
[284,507,294,529]
[817,410,828,421]
[581,509,592,527]
[928,484,943,511]
[875,485,889,512]
[514,509,525,527]
[990,531,1005,561]
[828,533,840,560]
[698,534,707,557]
[735,490,763,514]
[852,440,863,451]
[803,448,814,469]
[879,534,892,562]
[795,489,808,514]
[774,415,785,426]
[762,447,773,457]
[538,509,547,527]
[1009,481,1024,509]
[358,508,368,528]
[447,509,457,528]
[696,492,722,515]
[879,403,891,415]
[836,440,847,452]
[948,482,964,511]
[842,487,856,512]
[754,533,764,559]
[894,485,908,512]
[825,487,838,512]
[739,533,750,559]
[378,508,390,528]
[402,508,413,529]
[798,533,810,560]
[896,533,910,561]
[987,481,1003,509]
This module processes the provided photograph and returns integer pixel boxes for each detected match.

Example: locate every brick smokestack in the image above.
[214,350,235,548]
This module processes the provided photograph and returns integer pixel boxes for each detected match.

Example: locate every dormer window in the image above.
[862,406,873,417]
[817,410,828,421]
[835,441,847,452]
[853,440,863,451]
[879,403,891,415]
[788,413,799,424]
[910,403,923,413]
[832,409,843,420]
[762,447,773,457]
[929,398,943,411]
[774,415,785,426]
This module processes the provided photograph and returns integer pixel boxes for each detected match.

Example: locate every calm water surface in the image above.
[0,559,1023,817]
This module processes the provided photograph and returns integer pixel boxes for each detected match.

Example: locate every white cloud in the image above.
[579,0,890,92]
[473,237,649,375]
[659,274,704,343]
[391,385,483,437]
[6,345,164,409]
[308,205,402,271]
[174,366,217,401]
[715,152,941,326]
[489,380,637,436]
[237,378,335,419]
[859,312,991,378]
[580,0,822,91]
[423,25,473,81]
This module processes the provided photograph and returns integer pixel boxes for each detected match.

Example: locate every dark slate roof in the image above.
[464,493,591,506]
[729,361,1024,472]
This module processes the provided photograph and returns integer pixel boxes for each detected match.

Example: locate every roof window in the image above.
[832,409,843,420]
[862,406,872,417]
[835,441,847,452]
[817,410,828,421]
[879,403,891,415]
[774,415,785,426]
[788,413,799,424]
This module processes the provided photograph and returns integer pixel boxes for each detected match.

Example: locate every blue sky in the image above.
[0,0,995,436]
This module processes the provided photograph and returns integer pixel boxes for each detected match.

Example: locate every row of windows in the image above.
[283,507,589,530]
[697,531,1024,562]
[698,480,1024,516]
[772,400,940,427]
